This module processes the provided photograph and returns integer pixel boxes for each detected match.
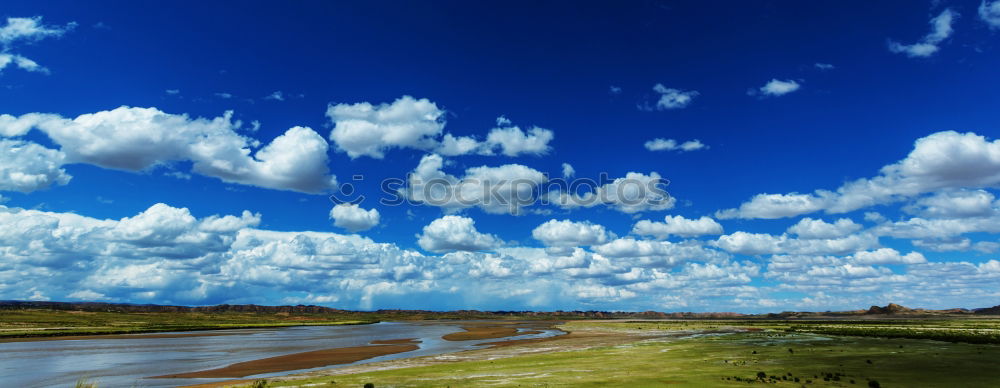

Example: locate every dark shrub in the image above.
[868,381,880,388]
[364,383,375,388]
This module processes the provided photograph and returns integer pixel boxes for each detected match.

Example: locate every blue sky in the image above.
[1,1,999,312]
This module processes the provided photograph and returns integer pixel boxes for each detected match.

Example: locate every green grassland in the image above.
[576,318,1000,344]
[267,319,1000,388]
[0,309,374,338]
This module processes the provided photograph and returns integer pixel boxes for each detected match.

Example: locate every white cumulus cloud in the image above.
[904,190,997,218]
[480,125,553,156]
[632,215,724,238]
[532,219,611,248]
[326,96,445,159]
[0,140,71,193]
[713,231,877,256]
[404,154,547,215]
[0,106,337,194]
[330,203,380,232]
[787,218,862,240]
[550,171,675,214]
[718,131,1000,219]
[850,248,926,265]
[327,97,553,159]
[417,215,502,252]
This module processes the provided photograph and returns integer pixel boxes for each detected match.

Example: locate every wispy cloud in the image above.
[753,79,801,97]
[981,0,1000,29]
[642,83,698,111]
[888,8,957,58]
[0,16,76,74]
[644,138,707,152]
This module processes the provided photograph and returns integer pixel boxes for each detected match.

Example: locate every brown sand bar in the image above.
[152,342,418,378]
[441,326,520,341]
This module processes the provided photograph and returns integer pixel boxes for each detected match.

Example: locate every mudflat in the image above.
[151,342,419,378]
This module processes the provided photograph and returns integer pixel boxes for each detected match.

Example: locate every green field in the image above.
[577,319,1000,344]
[266,319,1000,388]
[0,309,373,338]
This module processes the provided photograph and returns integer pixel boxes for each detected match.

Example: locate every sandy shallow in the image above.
[152,339,421,379]
[439,320,556,341]
[370,338,421,345]
[442,326,521,341]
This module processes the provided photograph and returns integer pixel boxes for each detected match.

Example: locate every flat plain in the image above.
[260,319,1000,388]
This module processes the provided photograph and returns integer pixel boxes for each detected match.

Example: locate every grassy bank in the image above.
[0,309,374,339]
[263,320,1000,387]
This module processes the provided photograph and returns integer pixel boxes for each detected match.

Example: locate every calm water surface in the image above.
[0,322,563,388]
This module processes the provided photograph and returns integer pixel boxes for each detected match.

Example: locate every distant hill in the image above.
[974,305,1000,315]
[866,303,914,315]
[0,300,747,320]
[1,300,995,318]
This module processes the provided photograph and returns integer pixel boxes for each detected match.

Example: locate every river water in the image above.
[0,322,563,387]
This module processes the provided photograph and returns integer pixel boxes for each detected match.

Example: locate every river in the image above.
[0,321,563,387]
